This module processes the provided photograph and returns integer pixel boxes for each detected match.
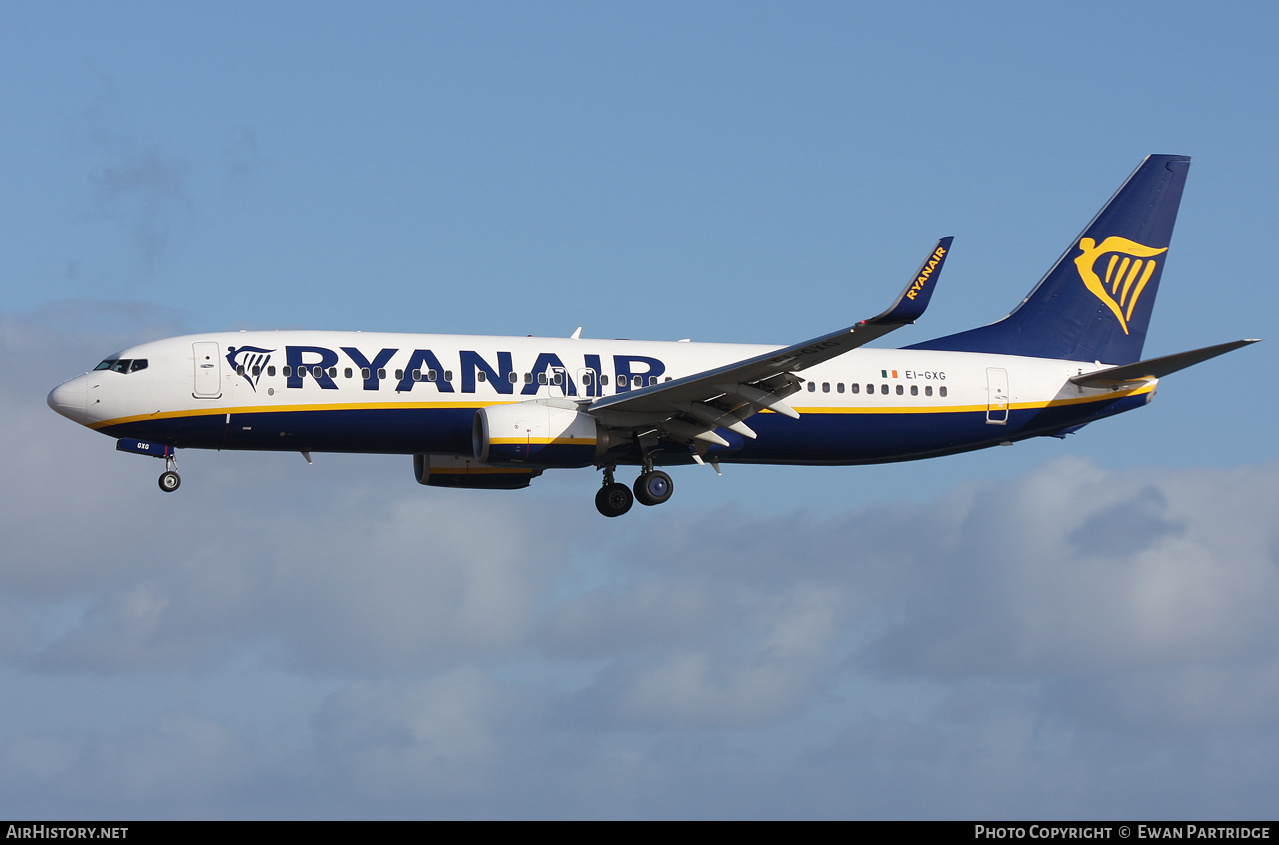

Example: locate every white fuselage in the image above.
[48,330,1152,467]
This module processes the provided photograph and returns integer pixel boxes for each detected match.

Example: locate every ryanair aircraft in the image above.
[48,155,1256,516]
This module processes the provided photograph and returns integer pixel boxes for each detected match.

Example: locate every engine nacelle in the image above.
[473,402,603,468]
[413,454,541,490]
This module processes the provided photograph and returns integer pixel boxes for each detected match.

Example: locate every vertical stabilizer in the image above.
[908,155,1190,364]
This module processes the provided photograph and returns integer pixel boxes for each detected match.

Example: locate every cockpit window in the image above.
[93,358,147,373]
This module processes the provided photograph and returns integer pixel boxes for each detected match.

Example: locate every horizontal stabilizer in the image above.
[1070,339,1259,387]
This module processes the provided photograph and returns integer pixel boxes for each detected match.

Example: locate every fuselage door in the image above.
[548,366,569,398]
[576,367,599,398]
[193,342,222,399]
[986,367,1009,424]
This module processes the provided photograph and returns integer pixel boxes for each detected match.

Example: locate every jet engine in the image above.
[413,453,541,489]
[473,402,605,468]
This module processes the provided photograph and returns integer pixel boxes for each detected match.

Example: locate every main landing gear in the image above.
[634,469,673,506]
[594,465,674,517]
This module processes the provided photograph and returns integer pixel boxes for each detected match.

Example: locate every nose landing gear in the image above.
[116,438,183,493]
[158,453,180,493]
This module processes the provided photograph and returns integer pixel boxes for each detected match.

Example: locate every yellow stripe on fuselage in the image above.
[90,382,1154,430]
[88,399,519,430]
[793,381,1154,414]
[489,437,597,446]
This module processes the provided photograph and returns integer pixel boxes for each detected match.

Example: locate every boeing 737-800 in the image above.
[47,155,1257,516]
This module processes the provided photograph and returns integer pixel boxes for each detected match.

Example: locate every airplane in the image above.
[47,154,1257,517]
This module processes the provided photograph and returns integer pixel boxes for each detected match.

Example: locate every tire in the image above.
[158,471,181,493]
[595,482,634,517]
[633,470,673,506]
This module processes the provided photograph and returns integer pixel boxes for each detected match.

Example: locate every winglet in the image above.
[869,237,953,325]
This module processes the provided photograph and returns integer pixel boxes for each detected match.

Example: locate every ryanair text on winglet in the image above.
[906,244,946,300]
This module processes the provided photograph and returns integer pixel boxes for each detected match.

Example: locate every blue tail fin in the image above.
[907,155,1190,364]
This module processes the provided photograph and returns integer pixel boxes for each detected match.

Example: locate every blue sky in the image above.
[4,1,1278,818]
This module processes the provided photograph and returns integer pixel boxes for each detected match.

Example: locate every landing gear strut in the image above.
[595,465,633,517]
[158,454,180,493]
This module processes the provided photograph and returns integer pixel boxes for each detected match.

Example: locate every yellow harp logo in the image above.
[1074,237,1167,335]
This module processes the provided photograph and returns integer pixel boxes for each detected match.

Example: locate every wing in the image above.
[587,238,953,448]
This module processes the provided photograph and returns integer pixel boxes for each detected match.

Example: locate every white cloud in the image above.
[315,669,505,800]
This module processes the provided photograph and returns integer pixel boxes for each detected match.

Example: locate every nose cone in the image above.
[48,375,89,425]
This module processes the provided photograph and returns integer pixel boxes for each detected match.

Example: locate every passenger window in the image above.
[925,385,932,396]
[327,367,337,378]
[283,366,293,377]
[361,368,371,380]
[312,366,322,378]
[252,365,260,377]
[866,384,873,394]
[237,365,245,376]
[377,368,386,379]
[601,375,609,385]
[939,386,948,397]
[822,382,830,393]
[881,384,889,395]
[851,383,859,394]
[896,385,904,395]
[395,369,403,380]
[427,370,437,381]
[554,372,563,385]
[618,375,628,388]
[344,368,353,379]
[477,371,487,382]
[524,373,533,384]
[538,372,548,385]
[445,371,452,381]
[268,366,277,377]
[910,385,918,396]
[412,369,422,381]
[837,383,845,393]
[807,382,816,392]
[507,372,518,383]
[582,372,593,386]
